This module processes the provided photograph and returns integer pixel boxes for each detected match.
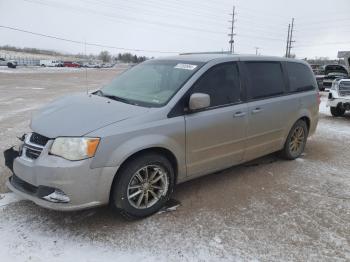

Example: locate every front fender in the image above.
[90,119,186,181]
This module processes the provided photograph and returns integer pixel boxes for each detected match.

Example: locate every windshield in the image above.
[100,60,203,107]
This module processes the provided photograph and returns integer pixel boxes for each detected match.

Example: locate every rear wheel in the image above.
[281,120,308,160]
[111,153,175,220]
[330,106,345,117]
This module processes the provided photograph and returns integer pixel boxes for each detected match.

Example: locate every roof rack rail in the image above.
[180,51,233,55]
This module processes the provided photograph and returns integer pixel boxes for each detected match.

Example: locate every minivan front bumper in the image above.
[7,145,119,211]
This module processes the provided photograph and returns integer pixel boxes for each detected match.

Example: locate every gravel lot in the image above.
[0,67,349,261]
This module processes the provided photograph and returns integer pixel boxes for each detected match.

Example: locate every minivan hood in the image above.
[31,93,148,138]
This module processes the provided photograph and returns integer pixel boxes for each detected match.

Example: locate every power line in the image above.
[81,0,228,26]
[235,26,287,37]
[20,0,287,45]
[22,0,227,35]
[0,25,180,54]
[236,33,285,42]
[294,41,350,48]
[234,5,289,19]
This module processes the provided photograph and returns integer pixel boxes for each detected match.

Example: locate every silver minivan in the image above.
[7,54,319,219]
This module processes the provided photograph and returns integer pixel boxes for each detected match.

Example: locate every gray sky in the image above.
[0,0,350,58]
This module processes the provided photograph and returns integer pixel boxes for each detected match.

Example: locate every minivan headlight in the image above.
[50,137,100,161]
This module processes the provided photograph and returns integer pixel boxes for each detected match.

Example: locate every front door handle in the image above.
[234,111,246,117]
[252,107,263,114]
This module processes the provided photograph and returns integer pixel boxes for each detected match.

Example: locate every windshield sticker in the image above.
[174,63,197,70]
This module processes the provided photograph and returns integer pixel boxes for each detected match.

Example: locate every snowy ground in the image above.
[0,65,128,74]
[0,70,349,261]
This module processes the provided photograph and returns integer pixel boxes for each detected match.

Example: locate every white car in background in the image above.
[327,78,350,116]
[0,58,17,68]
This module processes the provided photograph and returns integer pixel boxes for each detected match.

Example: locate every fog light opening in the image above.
[43,189,70,203]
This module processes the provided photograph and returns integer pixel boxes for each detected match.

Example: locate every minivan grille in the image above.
[22,133,49,160]
[29,132,50,146]
[25,146,42,159]
[339,81,350,97]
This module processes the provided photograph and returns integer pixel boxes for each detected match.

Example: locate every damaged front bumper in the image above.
[4,133,119,211]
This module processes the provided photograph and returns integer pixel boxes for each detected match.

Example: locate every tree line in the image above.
[98,51,147,63]
[0,45,149,64]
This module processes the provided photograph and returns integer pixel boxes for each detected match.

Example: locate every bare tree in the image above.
[98,51,111,62]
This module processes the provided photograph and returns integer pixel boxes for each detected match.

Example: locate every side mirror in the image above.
[189,93,210,111]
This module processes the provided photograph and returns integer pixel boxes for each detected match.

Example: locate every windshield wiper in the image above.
[94,90,136,105]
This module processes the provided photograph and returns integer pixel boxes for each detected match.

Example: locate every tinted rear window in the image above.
[286,62,316,92]
[245,62,285,99]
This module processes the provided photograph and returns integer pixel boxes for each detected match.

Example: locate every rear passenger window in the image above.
[191,62,241,107]
[286,62,316,92]
[245,62,285,99]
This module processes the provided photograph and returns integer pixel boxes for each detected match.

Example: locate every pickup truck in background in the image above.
[0,57,17,68]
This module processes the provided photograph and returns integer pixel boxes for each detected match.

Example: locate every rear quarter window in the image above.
[286,62,316,92]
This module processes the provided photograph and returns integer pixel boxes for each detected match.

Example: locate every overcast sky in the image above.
[0,0,350,59]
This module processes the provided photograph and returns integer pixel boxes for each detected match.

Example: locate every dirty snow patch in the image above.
[0,193,23,207]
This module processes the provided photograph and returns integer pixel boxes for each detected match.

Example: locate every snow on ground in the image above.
[0,196,245,262]
[0,192,23,208]
[0,66,94,74]
[319,92,330,115]
[0,65,129,74]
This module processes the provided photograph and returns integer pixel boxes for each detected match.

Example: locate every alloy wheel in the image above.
[289,126,305,155]
[127,165,169,209]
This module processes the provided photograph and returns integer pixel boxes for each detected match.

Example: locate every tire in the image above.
[111,153,175,220]
[330,106,345,117]
[281,120,308,160]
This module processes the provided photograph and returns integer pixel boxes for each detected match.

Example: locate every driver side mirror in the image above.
[189,93,210,111]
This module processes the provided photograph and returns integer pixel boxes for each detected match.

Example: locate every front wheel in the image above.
[281,120,308,160]
[330,106,345,117]
[111,153,175,220]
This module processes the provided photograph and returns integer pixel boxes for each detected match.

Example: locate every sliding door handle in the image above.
[252,107,263,114]
[234,111,246,117]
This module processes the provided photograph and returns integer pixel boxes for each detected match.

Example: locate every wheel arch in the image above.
[108,146,179,203]
[282,113,311,148]
[117,147,178,181]
[299,116,310,131]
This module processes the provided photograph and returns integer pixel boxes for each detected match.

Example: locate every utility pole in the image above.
[255,47,260,55]
[228,5,236,54]
[285,24,290,58]
[288,18,295,57]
